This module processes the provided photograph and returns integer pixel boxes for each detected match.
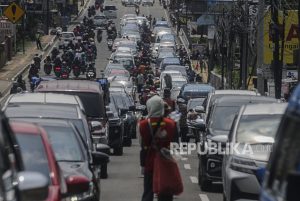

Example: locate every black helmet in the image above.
[163,88,171,97]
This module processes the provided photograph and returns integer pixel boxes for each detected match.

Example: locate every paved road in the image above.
[4,0,224,200]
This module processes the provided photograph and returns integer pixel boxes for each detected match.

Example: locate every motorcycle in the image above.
[53,65,62,78]
[44,62,52,75]
[107,39,113,50]
[187,107,206,142]
[61,67,70,79]
[86,67,96,80]
[97,31,103,43]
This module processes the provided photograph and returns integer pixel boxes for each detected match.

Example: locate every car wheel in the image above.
[123,138,132,147]
[114,146,123,156]
[198,157,212,191]
[100,164,108,179]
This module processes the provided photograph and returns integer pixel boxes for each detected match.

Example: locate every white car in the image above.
[103,5,117,19]
[58,32,76,49]
[142,0,154,6]
[94,14,107,27]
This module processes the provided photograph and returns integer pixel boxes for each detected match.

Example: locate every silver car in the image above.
[103,5,117,19]
[94,14,107,27]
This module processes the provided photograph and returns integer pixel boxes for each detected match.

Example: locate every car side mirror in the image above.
[18,171,49,201]
[194,106,205,113]
[65,175,90,195]
[92,151,110,165]
[286,172,300,201]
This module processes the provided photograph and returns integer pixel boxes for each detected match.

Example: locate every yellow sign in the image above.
[3,2,25,24]
[263,10,299,65]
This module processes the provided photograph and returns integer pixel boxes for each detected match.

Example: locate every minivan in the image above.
[260,84,300,201]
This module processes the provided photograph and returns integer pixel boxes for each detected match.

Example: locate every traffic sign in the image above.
[3,2,25,24]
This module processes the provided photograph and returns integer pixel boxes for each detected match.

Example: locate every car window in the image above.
[210,106,240,132]
[105,6,116,10]
[43,126,84,162]
[16,134,51,183]
[187,98,206,110]
[61,33,74,38]
[94,15,105,19]
[236,114,282,144]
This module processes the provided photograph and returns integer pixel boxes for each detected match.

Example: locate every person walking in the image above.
[35,32,43,50]
[139,95,177,201]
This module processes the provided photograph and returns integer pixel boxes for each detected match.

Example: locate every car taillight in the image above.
[54,66,61,71]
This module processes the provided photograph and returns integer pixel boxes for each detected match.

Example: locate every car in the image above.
[154,20,169,28]
[259,84,300,201]
[204,90,260,122]
[160,70,183,82]
[136,16,150,27]
[58,32,76,49]
[104,63,126,76]
[11,121,94,201]
[103,5,117,19]
[0,112,49,201]
[198,95,279,191]
[222,103,286,201]
[156,52,176,68]
[124,0,136,6]
[160,57,181,70]
[107,69,130,78]
[110,93,137,145]
[94,14,107,27]
[178,83,215,103]
[152,27,171,40]
[17,119,109,200]
[156,30,173,43]
[115,46,133,55]
[159,41,176,51]
[106,103,125,155]
[165,65,187,77]
[112,80,135,97]
[169,76,188,99]
[36,80,108,141]
[160,33,176,43]
[142,0,154,6]
[187,98,207,111]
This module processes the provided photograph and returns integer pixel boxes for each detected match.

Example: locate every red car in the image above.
[10,122,90,201]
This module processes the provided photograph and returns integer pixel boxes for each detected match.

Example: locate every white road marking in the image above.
[181,157,188,161]
[184,164,191,170]
[190,176,198,184]
[199,194,210,201]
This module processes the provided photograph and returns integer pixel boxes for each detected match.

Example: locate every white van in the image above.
[103,5,118,19]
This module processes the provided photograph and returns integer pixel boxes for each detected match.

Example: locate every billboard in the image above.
[264,10,299,65]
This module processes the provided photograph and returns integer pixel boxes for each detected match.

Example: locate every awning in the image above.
[196,14,215,26]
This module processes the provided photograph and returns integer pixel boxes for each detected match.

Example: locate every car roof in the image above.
[215,95,278,107]
[36,80,103,94]
[5,104,83,119]
[10,121,42,135]
[165,65,185,69]
[17,118,74,128]
[213,90,259,95]
[6,93,82,106]
[242,103,287,115]
[182,83,215,91]
[163,57,180,62]
[172,76,187,81]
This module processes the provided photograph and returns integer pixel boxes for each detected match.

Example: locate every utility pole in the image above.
[257,0,265,95]
[241,0,249,90]
[271,0,282,99]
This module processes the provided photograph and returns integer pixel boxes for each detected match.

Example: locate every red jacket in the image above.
[139,117,176,173]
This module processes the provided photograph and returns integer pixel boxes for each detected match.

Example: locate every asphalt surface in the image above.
[5,0,224,200]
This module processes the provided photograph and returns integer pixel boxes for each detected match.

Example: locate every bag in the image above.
[147,119,183,195]
[153,151,184,195]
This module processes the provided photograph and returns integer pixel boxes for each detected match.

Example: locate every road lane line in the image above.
[190,176,198,184]
[184,164,191,170]
[181,157,188,161]
[199,194,210,201]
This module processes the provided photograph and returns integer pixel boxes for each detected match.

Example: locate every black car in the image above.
[0,112,49,201]
[106,103,125,155]
[110,92,137,146]
[20,118,109,201]
[198,95,278,191]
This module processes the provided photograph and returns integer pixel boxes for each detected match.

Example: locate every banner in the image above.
[263,10,299,65]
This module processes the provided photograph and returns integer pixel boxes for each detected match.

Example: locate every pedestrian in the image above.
[137,73,144,93]
[35,32,43,50]
[139,95,177,201]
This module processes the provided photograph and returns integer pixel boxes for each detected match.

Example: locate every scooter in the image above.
[44,62,52,75]
[53,65,62,78]
[72,64,81,78]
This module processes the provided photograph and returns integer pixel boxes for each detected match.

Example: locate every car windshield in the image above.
[172,80,187,88]
[236,114,282,144]
[187,98,206,110]
[62,33,74,38]
[105,6,116,10]
[16,134,51,183]
[114,59,134,69]
[43,126,84,162]
[95,15,105,19]
[211,106,240,132]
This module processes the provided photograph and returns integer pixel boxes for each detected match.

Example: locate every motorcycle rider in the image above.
[163,88,175,112]
[97,28,103,43]
[51,47,59,60]
[135,4,140,15]
[28,62,39,80]
[53,55,62,67]
[33,54,41,70]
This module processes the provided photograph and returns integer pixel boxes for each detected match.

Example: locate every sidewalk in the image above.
[0,35,56,97]
[191,60,209,83]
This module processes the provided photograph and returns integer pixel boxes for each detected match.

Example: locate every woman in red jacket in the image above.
[139,95,176,201]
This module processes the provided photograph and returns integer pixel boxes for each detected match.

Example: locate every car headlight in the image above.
[230,156,256,174]
[69,182,94,201]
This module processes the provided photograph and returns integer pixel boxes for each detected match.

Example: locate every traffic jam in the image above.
[1,0,300,201]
